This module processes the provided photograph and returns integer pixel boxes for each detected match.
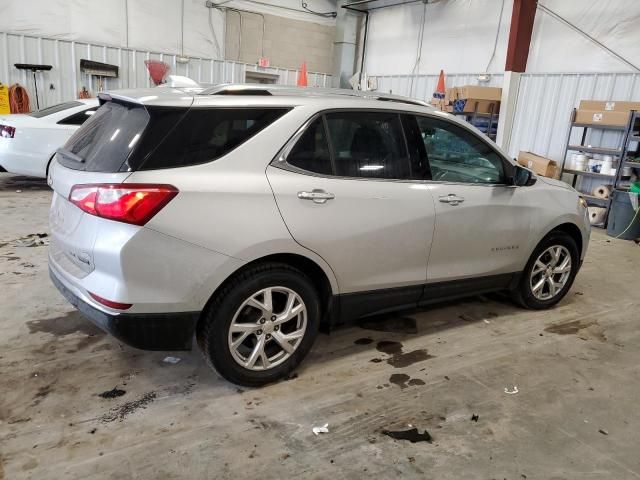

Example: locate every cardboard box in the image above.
[575,109,630,127]
[517,151,558,179]
[455,99,499,114]
[579,100,640,112]
[456,85,502,102]
[430,98,446,111]
[444,87,457,104]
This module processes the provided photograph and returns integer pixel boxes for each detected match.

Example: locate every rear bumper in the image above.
[50,266,199,351]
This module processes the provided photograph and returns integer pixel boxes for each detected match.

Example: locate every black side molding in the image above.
[336,285,424,324]
[331,273,519,325]
[420,273,515,306]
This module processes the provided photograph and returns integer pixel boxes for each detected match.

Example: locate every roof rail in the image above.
[201,84,273,96]
[198,84,431,108]
[373,95,431,108]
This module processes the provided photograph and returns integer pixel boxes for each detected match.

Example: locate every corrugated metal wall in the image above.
[372,73,505,102]
[507,72,640,160]
[0,32,333,110]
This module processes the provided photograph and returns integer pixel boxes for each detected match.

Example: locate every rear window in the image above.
[57,107,98,126]
[58,102,289,172]
[29,101,84,118]
[59,101,150,172]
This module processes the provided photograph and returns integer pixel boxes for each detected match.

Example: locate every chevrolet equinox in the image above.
[48,84,590,386]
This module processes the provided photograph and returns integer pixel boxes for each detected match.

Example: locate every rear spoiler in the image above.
[98,90,198,107]
[98,92,141,106]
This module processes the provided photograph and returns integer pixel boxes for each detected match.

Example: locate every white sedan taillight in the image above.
[69,184,178,226]
[0,124,16,138]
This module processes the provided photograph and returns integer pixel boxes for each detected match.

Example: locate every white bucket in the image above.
[574,154,587,171]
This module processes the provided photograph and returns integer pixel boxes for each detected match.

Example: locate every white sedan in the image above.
[0,99,99,178]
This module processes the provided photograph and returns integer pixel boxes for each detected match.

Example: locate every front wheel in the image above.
[512,232,580,309]
[197,263,320,386]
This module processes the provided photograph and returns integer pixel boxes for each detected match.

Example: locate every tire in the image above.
[512,231,580,310]
[197,262,320,386]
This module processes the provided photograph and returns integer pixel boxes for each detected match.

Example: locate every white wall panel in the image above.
[0,32,333,110]
[0,0,226,60]
[364,0,512,76]
[529,0,640,73]
[0,0,337,59]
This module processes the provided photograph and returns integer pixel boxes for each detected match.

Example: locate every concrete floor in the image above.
[1,173,639,480]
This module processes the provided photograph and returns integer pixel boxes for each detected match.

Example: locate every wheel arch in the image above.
[547,222,584,258]
[45,152,56,178]
[512,221,584,309]
[197,252,337,333]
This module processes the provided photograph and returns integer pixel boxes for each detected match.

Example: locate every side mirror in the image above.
[513,165,537,186]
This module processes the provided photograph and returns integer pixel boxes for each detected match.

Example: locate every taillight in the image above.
[69,184,178,226]
[0,124,16,138]
[89,292,132,310]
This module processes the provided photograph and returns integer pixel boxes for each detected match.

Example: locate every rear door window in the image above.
[324,111,410,179]
[138,108,289,170]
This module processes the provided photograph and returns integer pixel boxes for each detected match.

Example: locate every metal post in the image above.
[32,70,39,109]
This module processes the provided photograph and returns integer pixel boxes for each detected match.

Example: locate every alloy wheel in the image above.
[529,245,572,301]
[228,287,307,371]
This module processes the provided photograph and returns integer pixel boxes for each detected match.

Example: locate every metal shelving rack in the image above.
[451,101,499,140]
[560,109,640,228]
[618,110,640,192]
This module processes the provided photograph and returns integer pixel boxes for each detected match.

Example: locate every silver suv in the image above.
[48,85,590,386]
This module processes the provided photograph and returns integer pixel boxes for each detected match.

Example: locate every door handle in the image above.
[297,189,336,204]
[439,194,465,206]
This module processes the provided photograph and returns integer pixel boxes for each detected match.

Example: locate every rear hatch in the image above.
[49,96,164,278]
[49,90,289,280]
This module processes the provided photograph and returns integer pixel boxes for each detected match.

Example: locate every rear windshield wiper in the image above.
[56,148,85,164]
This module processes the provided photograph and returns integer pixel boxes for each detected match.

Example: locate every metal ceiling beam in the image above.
[342,0,424,13]
[505,0,537,72]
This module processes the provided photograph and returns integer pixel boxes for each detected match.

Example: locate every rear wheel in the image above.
[197,263,320,386]
[513,232,579,309]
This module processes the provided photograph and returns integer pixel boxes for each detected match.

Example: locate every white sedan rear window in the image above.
[29,101,84,118]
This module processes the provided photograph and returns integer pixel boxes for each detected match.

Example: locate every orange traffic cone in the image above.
[432,69,445,100]
[297,62,308,87]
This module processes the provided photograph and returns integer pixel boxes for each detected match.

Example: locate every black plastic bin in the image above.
[607,189,640,240]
